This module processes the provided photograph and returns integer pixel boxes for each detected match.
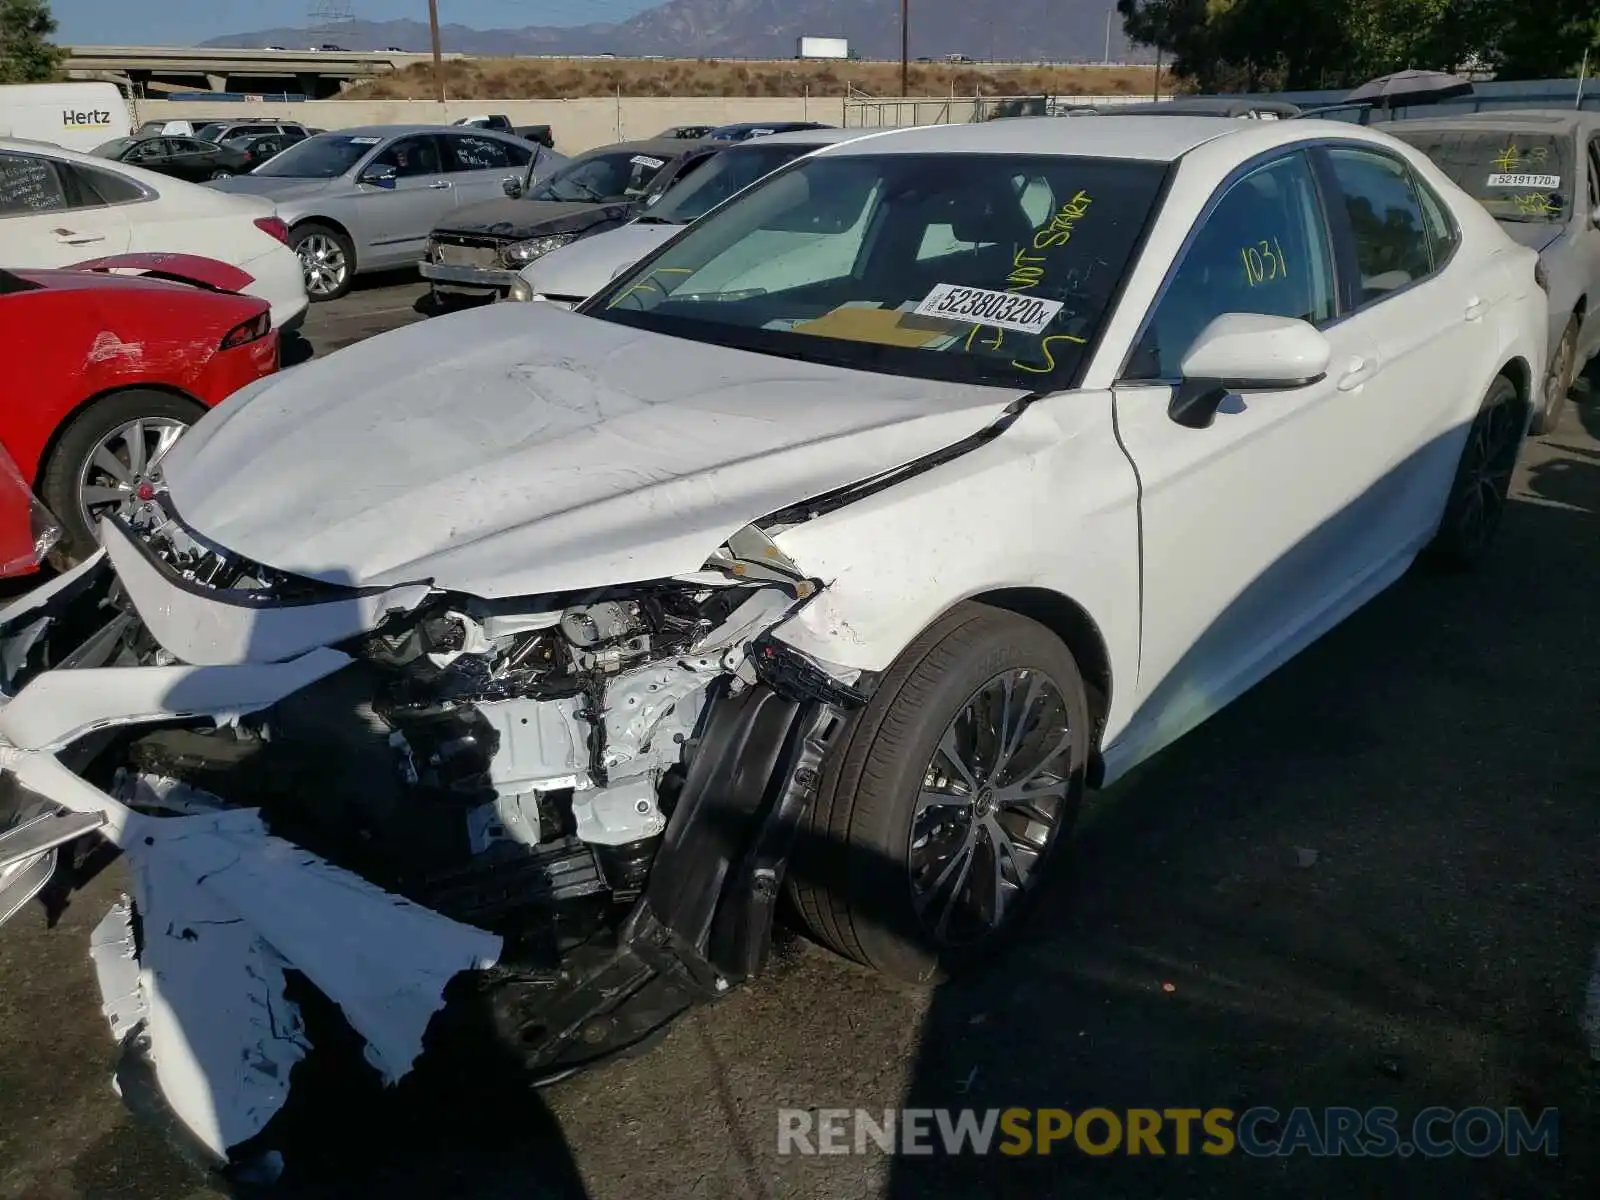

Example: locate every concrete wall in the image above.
[133,96,848,153]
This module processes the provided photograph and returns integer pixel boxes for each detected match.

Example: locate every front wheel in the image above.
[789,603,1089,984]
[1424,375,1522,569]
[38,389,205,564]
[291,222,355,301]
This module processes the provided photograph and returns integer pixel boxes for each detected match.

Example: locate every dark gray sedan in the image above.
[207,125,559,300]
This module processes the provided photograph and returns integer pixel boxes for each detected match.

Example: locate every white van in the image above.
[0,82,132,153]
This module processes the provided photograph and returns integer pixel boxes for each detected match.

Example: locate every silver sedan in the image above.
[209,125,563,300]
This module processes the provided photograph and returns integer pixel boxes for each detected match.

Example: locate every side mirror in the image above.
[503,177,524,198]
[1169,313,1331,429]
[360,163,398,188]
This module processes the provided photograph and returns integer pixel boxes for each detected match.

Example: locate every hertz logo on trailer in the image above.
[62,109,114,128]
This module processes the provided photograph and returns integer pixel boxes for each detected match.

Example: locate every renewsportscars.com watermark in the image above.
[778,1106,1559,1159]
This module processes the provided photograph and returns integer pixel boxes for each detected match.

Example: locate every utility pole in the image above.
[1104,5,1113,64]
[900,0,910,98]
[428,0,445,103]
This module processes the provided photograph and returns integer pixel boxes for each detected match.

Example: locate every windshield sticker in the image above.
[1487,173,1560,189]
[630,155,665,169]
[751,128,775,137]
[348,136,382,145]
[1241,237,1288,287]
[915,284,1064,335]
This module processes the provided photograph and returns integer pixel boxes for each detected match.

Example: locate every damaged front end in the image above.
[0,496,866,1173]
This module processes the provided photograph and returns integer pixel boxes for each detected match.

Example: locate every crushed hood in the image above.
[522,222,678,300]
[437,198,632,240]
[161,303,1021,599]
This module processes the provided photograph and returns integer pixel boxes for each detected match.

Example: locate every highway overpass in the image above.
[65,45,461,98]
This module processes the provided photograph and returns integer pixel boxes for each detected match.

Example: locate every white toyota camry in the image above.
[0,115,1546,1173]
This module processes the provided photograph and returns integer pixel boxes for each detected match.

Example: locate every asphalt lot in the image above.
[0,283,1596,1199]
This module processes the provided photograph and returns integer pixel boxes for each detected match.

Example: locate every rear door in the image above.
[439,132,528,207]
[355,134,454,267]
[0,149,132,264]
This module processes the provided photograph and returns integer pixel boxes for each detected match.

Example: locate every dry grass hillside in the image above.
[353,58,1171,100]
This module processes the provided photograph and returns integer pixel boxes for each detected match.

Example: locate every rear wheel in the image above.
[39,389,205,564]
[789,603,1089,984]
[1530,316,1578,436]
[1424,375,1521,569]
[292,222,355,301]
[209,168,235,180]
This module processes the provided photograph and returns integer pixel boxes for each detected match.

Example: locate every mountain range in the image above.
[201,0,1145,63]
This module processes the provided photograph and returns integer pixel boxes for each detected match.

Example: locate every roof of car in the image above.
[813,115,1255,162]
[727,128,872,147]
[571,138,705,160]
[1381,109,1600,136]
[327,124,525,138]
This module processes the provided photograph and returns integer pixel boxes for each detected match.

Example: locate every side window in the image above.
[1127,152,1336,381]
[445,134,512,172]
[1588,139,1600,213]
[1324,147,1434,303]
[69,164,148,206]
[372,136,442,178]
[501,140,532,167]
[125,140,165,162]
[0,151,70,215]
[1413,176,1458,271]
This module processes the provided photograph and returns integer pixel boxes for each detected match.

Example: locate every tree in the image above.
[1116,0,1588,91]
[0,0,65,84]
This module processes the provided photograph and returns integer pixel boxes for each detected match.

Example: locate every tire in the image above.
[209,168,235,180]
[788,603,1090,985]
[1424,374,1522,570]
[291,221,356,302]
[39,389,205,564]
[1530,316,1578,436]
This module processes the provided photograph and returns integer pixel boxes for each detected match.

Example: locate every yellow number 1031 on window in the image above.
[1241,238,1288,286]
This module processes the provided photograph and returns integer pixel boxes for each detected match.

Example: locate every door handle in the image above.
[1337,353,1380,392]
[1464,296,1487,321]
[428,180,452,189]
[51,228,104,245]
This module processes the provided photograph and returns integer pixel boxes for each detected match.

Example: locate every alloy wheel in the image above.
[908,668,1074,946]
[75,417,188,534]
[297,233,348,298]
[1452,402,1519,555]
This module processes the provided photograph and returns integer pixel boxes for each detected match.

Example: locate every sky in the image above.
[52,0,661,46]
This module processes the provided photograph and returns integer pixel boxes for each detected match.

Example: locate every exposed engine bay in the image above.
[0,501,870,1174]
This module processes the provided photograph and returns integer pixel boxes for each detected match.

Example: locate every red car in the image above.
[0,254,280,572]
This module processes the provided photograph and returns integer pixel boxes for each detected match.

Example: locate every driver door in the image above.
[355,134,454,268]
[1109,150,1396,757]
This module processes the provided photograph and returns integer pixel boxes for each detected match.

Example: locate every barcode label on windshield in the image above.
[914,284,1063,335]
[630,155,664,168]
[1486,173,1560,189]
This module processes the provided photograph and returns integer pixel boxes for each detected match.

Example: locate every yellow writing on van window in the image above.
[1510,192,1559,216]
[1492,143,1521,173]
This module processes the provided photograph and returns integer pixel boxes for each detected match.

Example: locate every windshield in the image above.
[591,153,1168,389]
[1389,128,1571,223]
[645,143,818,225]
[251,133,378,179]
[193,122,226,143]
[92,138,135,158]
[531,150,669,203]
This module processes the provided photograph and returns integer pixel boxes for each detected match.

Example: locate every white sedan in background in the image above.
[0,115,1544,1172]
[0,138,307,328]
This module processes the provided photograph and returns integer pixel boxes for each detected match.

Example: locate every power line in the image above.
[307,0,357,40]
